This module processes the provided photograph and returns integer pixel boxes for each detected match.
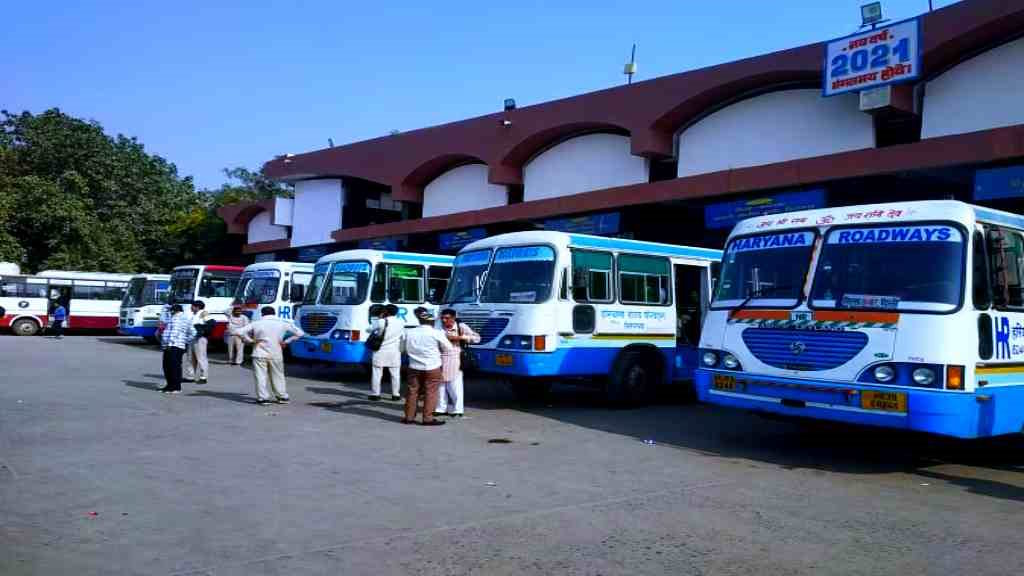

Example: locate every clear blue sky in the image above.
[2,0,959,190]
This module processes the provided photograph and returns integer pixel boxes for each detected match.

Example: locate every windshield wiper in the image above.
[730,284,794,315]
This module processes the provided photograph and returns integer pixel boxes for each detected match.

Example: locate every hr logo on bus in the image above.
[995,316,1012,359]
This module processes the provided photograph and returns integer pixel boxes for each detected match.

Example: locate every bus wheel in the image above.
[12,318,41,337]
[608,349,658,407]
[509,379,550,404]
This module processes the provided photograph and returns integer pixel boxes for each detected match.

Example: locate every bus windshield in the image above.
[444,250,491,303]
[304,265,327,304]
[123,278,168,307]
[321,261,372,305]
[198,270,241,298]
[810,224,964,312]
[169,269,198,304]
[235,271,281,305]
[481,245,556,304]
[713,231,815,308]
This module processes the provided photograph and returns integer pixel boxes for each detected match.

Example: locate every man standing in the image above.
[369,304,404,401]
[160,304,196,394]
[236,306,305,405]
[401,307,453,426]
[226,306,249,366]
[185,300,213,384]
[50,302,67,339]
[436,308,480,418]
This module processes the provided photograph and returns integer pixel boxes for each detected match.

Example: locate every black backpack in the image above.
[366,318,387,352]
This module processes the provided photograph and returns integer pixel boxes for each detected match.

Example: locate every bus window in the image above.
[618,254,670,305]
[323,262,372,305]
[199,272,241,298]
[571,250,613,303]
[389,264,425,303]
[427,266,452,304]
[72,284,108,300]
[371,264,387,303]
[239,273,280,304]
[973,231,991,310]
[481,245,556,304]
[986,226,1024,308]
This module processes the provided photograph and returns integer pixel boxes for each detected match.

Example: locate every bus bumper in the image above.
[291,337,368,365]
[695,369,1024,439]
[470,347,680,379]
[118,325,157,338]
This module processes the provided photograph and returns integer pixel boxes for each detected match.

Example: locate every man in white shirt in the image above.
[369,304,404,401]
[401,307,453,425]
[236,306,305,405]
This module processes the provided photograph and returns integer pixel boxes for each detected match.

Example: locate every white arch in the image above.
[247,210,288,243]
[523,133,647,202]
[922,37,1024,139]
[676,89,873,177]
[422,163,507,217]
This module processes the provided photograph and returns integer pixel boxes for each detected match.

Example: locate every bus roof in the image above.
[36,270,135,282]
[172,264,245,273]
[316,249,454,266]
[460,230,722,261]
[729,199,1024,237]
[129,274,171,281]
[241,261,315,274]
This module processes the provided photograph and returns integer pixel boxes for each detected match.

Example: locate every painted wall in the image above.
[676,89,873,177]
[273,197,294,226]
[291,179,344,247]
[921,37,1024,139]
[422,163,507,217]
[247,210,289,243]
[523,133,647,202]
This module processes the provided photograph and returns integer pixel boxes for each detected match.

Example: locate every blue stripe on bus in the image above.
[695,368,1024,439]
[567,235,722,260]
[119,326,157,338]
[382,252,455,265]
[290,338,369,364]
[471,346,693,380]
[974,207,1024,230]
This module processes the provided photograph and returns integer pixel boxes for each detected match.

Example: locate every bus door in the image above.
[49,283,72,324]
[673,264,704,379]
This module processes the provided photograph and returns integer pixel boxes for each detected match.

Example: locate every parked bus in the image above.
[1,270,132,336]
[696,200,1024,439]
[447,231,721,404]
[231,261,314,322]
[118,274,170,342]
[291,250,455,364]
[166,265,244,340]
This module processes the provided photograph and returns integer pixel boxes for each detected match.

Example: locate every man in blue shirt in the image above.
[160,304,197,394]
[51,303,67,339]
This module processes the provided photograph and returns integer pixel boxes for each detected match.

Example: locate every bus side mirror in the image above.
[290,284,305,303]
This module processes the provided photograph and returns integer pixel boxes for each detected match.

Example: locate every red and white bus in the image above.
[0,270,133,336]
[166,265,244,340]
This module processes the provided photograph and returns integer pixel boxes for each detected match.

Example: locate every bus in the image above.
[447,231,722,404]
[166,265,244,340]
[231,261,314,323]
[119,274,170,342]
[696,200,1024,439]
[291,250,455,364]
[1,270,132,336]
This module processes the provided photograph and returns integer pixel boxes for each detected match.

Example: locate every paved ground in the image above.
[1,335,1023,575]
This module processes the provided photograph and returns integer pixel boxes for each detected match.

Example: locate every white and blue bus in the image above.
[447,231,721,404]
[291,250,455,364]
[697,200,1024,438]
[119,274,170,342]
[231,261,314,323]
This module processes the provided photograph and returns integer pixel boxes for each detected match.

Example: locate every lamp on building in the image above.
[504,98,516,111]
[860,2,884,27]
[501,119,512,127]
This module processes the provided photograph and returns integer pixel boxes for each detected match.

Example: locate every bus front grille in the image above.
[741,328,868,371]
[300,313,337,336]
[459,314,509,345]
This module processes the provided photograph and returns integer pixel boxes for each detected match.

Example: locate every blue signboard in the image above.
[297,245,331,263]
[705,189,826,230]
[543,212,620,236]
[974,166,1024,201]
[358,238,400,251]
[439,228,487,251]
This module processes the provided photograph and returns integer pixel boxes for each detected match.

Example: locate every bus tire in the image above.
[12,317,41,337]
[607,348,660,407]
[509,379,550,404]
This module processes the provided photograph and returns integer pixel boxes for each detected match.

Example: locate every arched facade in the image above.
[676,89,873,177]
[422,163,507,218]
[523,133,647,202]
[246,210,288,243]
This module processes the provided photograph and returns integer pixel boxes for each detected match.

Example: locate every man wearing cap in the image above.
[401,307,453,425]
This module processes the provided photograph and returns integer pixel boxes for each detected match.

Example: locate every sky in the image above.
[2,0,961,190]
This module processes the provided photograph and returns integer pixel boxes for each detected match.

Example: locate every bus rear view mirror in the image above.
[290,284,305,303]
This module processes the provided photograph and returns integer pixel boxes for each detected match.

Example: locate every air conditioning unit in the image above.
[859,85,892,111]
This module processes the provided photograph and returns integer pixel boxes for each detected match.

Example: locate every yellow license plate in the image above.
[495,353,514,367]
[860,390,907,412]
[712,374,736,391]
[320,341,332,353]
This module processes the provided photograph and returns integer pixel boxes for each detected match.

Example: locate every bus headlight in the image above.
[912,367,936,386]
[722,354,739,369]
[873,365,895,383]
[701,351,718,367]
